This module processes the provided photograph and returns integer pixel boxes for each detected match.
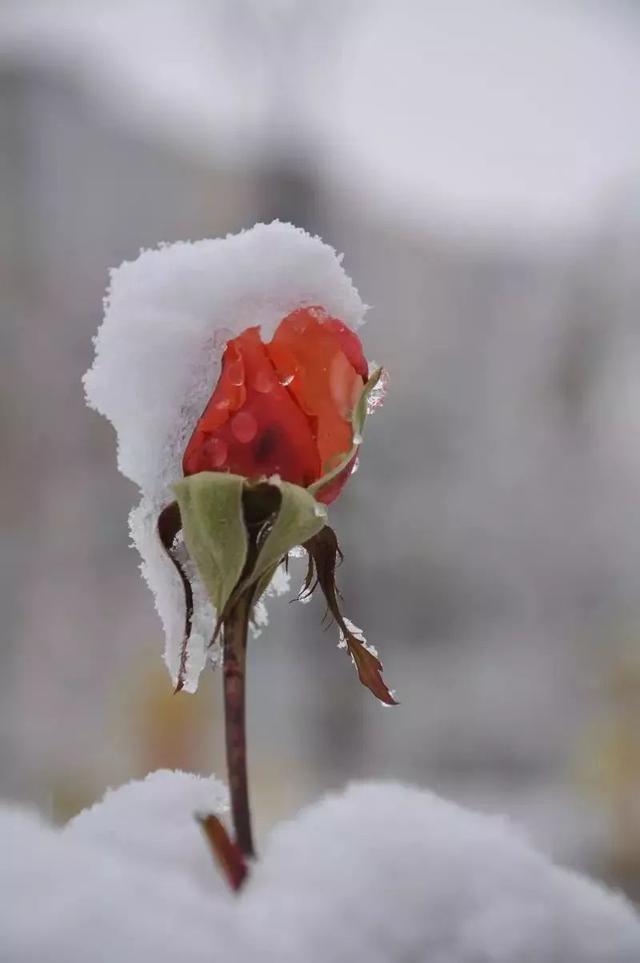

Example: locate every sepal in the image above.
[162,473,327,673]
[173,472,248,615]
[308,367,383,501]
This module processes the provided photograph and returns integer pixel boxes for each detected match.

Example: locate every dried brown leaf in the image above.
[348,636,398,706]
[302,527,397,706]
[197,813,248,892]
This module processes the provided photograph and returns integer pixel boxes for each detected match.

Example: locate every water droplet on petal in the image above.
[313,502,328,519]
[213,396,231,411]
[227,359,244,387]
[352,431,363,445]
[252,369,275,393]
[202,436,228,468]
[279,373,294,387]
[231,411,258,443]
[350,456,360,475]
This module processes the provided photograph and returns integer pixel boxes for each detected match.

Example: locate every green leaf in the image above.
[172,472,248,615]
[253,562,279,606]
[308,367,382,499]
[237,480,327,601]
[172,473,327,629]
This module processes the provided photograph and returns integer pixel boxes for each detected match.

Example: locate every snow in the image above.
[1,772,638,962]
[84,222,366,691]
[67,769,229,888]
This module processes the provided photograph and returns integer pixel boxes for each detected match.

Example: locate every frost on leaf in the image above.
[157,501,193,692]
[300,527,397,706]
[366,363,388,414]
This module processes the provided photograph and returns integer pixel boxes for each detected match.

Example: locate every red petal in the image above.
[267,308,365,476]
[183,309,369,503]
[183,327,320,486]
[321,317,369,380]
[314,452,359,506]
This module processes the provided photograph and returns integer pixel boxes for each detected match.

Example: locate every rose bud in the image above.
[182,307,369,505]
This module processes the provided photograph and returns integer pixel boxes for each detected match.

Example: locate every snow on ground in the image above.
[1,771,638,962]
[83,222,366,691]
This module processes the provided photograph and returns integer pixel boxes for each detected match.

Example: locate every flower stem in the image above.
[222,589,255,858]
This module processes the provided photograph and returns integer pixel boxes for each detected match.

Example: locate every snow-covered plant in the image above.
[84,222,393,882]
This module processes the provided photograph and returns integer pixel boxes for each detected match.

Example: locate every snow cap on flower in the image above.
[84,222,367,692]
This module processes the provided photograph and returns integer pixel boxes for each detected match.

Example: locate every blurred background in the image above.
[2,0,640,896]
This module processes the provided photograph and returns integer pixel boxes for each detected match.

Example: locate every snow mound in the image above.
[68,769,229,891]
[1,773,638,963]
[256,783,640,962]
[0,773,235,963]
[83,222,366,691]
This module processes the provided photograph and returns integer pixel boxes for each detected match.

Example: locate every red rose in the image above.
[182,307,368,504]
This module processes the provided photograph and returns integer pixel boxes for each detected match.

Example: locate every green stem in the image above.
[222,590,255,858]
